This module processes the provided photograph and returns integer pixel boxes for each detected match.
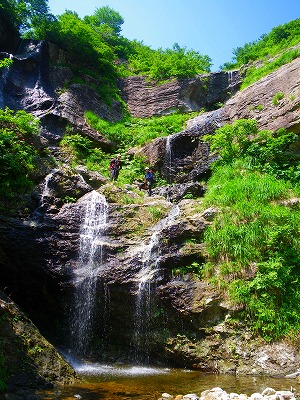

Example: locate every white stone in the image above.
[183,394,199,400]
[262,389,276,396]
[250,394,263,400]
[275,391,295,400]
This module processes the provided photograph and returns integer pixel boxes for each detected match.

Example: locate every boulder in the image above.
[0,291,76,397]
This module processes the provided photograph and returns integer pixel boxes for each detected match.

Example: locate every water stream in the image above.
[165,135,174,182]
[133,204,180,363]
[70,190,108,356]
[37,365,296,400]
[39,168,59,209]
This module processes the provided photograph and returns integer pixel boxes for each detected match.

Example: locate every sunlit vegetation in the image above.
[202,119,300,340]
[0,108,44,204]
[60,111,197,185]
[2,1,300,345]
[85,111,198,147]
[222,18,300,88]
[1,1,211,85]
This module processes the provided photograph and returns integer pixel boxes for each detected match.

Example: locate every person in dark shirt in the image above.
[110,154,122,181]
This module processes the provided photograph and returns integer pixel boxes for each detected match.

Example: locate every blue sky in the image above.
[47,0,299,71]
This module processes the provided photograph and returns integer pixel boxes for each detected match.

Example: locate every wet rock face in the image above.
[1,35,300,379]
[1,170,300,375]
[0,40,121,150]
[141,110,223,183]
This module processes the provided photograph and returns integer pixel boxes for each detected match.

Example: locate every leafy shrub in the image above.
[0,108,41,202]
[128,43,212,81]
[223,18,300,69]
[203,119,300,340]
[240,49,300,89]
[45,12,116,75]
[85,111,198,148]
[0,58,13,69]
[204,119,299,182]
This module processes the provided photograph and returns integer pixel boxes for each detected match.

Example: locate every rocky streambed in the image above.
[159,387,298,400]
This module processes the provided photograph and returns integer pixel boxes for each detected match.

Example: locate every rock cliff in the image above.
[140,57,300,182]
[0,20,300,398]
[119,70,241,118]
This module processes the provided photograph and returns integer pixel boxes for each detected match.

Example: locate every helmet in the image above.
[145,167,150,170]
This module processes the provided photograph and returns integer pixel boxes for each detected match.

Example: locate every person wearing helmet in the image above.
[139,167,155,196]
[110,154,122,181]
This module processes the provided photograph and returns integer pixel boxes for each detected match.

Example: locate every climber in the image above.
[139,167,155,196]
[110,154,122,181]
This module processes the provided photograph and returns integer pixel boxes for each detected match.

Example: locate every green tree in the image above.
[0,0,54,35]
[46,11,115,73]
[84,6,124,36]
[0,108,41,202]
[128,43,211,81]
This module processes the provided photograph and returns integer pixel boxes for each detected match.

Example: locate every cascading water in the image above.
[133,204,180,363]
[39,168,59,209]
[70,190,108,357]
[165,135,174,182]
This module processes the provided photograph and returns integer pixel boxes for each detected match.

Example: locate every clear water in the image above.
[37,363,295,399]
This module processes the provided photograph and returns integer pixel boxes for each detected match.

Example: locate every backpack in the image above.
[110,159,116,169]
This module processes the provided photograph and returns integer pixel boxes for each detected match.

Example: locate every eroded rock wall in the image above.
[140,57,300,182]
[119,71,241,118]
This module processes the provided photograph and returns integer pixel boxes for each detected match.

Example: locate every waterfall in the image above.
[133,204,180,363]
[40,168,59,209]
[70,191,108,357]
[165,135,174,182]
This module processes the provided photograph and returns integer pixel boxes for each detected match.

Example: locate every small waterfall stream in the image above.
[70,191,108,357]
[39,168,59,209]
[133,204,180,363]
[165,135,174,182]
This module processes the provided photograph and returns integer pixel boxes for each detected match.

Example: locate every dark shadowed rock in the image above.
[0,13,20,53]
[0,291,76,398]
[0,40,121,151]
[153,182,205,202]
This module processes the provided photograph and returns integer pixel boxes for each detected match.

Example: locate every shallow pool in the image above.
[37,362,296,400]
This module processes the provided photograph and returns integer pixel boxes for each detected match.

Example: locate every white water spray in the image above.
[70,191,108,355]
[40,169,59,208]
[165,135,174,182]
[133,204,180,362]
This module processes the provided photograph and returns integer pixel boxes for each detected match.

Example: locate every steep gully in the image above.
[1,37,300,387]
